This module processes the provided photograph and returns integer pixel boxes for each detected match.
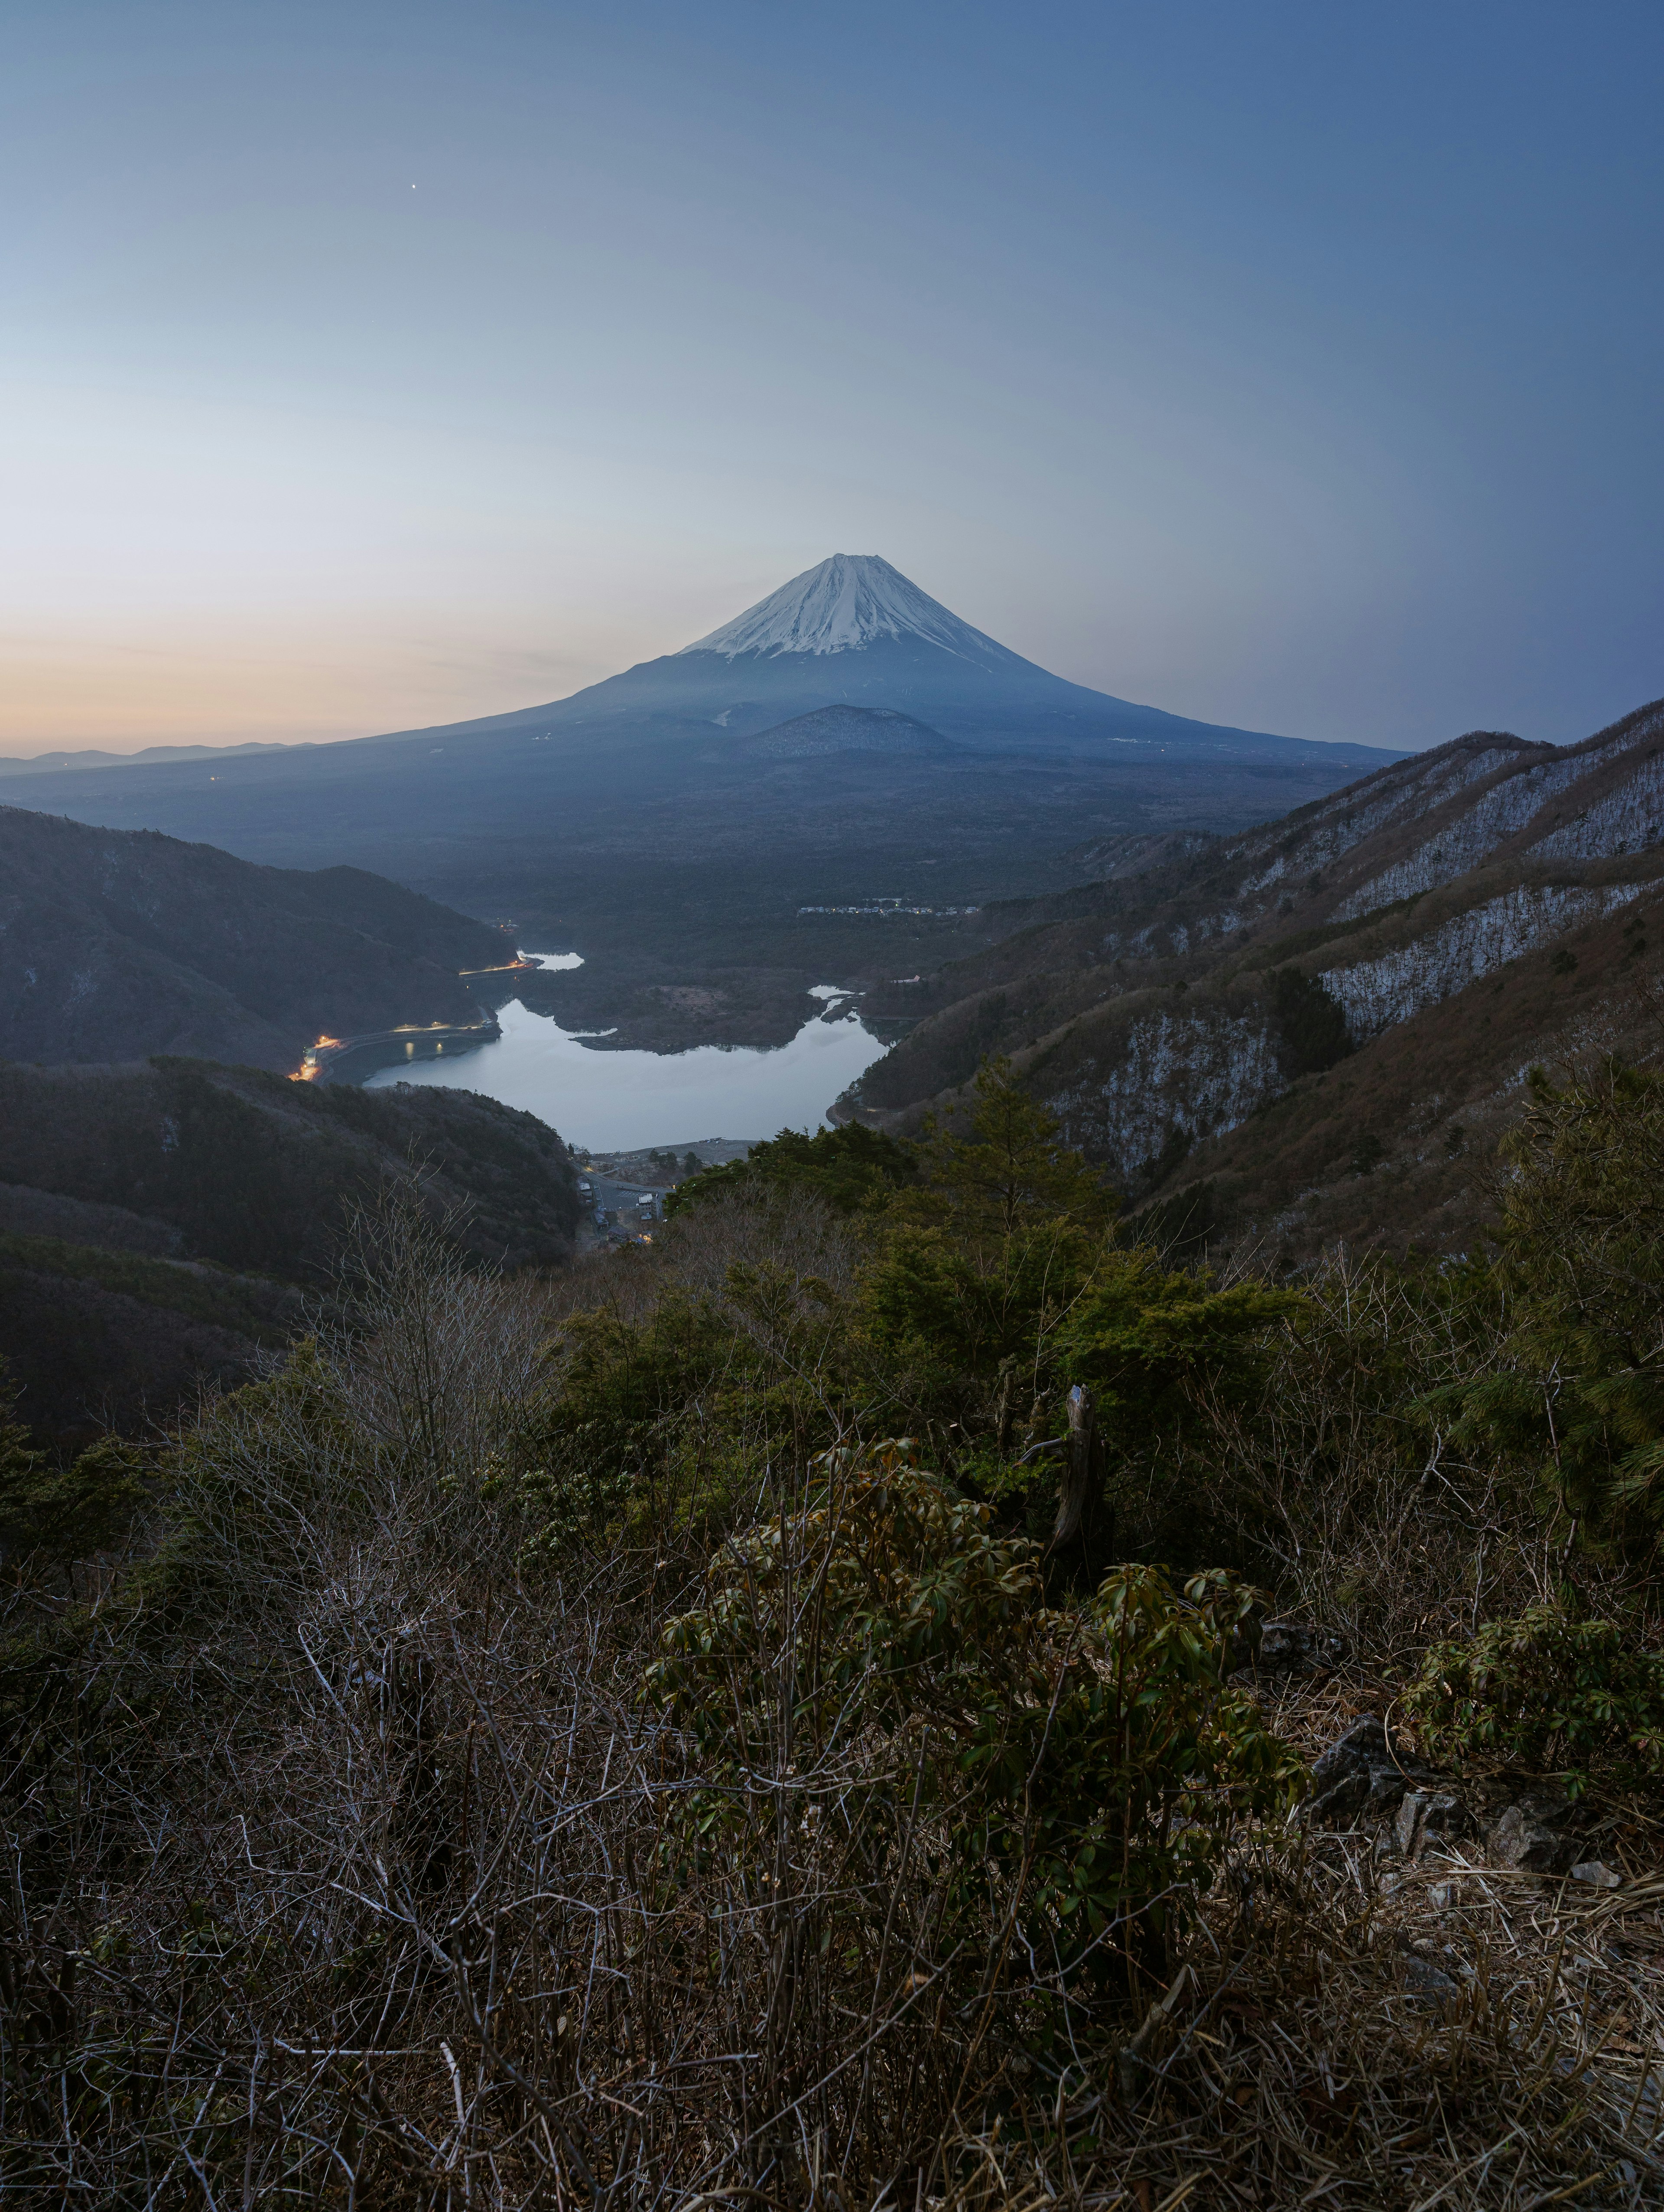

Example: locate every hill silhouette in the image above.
[0,1058,580,1443]
[0,807,513,1071]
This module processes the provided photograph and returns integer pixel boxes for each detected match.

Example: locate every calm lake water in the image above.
[364,960,888,1151]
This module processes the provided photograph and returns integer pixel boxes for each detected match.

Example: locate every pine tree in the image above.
[0,1361,146,1565]
[912,1056,1114,1238]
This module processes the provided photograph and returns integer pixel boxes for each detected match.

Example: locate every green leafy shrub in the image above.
[0,1365,149,1566]
[647,1442,1300,2004]
[855,1062,1118,1453]
[522,1270,855,1552]
[1407,1604,1664,1785]
[0,1437,150,1564]
[1059,1255,1300,1434]
[860,1214,1100,1392]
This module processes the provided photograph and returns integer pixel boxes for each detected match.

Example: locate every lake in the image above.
[364,960,889,1150]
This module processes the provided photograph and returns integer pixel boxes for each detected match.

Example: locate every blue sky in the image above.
[2,1,1659,751]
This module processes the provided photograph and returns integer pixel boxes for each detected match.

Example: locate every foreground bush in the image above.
[649,1442,1302,2004]
[1408,1603,1664,1787]
[666,1122,920,1217]
[0,1415,1297,2199]
[5,1145,1660,2205]
[1453,1059,1664,1552]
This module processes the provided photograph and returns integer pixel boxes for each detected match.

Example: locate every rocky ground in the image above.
[1131,1635,1664,2206]
[909,1630,1664,2207]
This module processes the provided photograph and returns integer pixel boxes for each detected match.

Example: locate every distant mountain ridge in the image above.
[0,808,511,1072]
[0,554,1400,782]
[0,740,294,776]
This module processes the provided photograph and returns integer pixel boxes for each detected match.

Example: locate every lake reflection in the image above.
[364,986,887,1151]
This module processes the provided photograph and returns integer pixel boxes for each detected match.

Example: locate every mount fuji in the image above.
[682,554,993,658]
[0,554,1396,785]
[384,552,1380,764]
[0,556,1408,1050]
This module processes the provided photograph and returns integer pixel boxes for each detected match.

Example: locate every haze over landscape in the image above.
[6,10,1664,2208]
[5,3,1663,755]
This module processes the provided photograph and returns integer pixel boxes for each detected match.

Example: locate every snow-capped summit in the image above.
[467,549,1313,761]
[679,554,1008,664]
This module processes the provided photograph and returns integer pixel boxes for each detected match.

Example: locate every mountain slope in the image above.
[0,808,512,1072]
[1158,887,1664,1264]
[0,1057,581,1443]
[841,696,1664,1253]
[738,704,963,758]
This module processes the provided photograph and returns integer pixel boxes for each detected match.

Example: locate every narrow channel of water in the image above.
[364,962,887,1151]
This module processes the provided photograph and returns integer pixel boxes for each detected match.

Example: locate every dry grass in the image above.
[9,1590,1659,2206]
[890,1671,1664,2212]
[4,1217,1661,2208]
[1171,1251,1610,1672]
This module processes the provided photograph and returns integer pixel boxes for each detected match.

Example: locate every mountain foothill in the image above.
[3,552,1662,1429]
[0,1057,582,1445]
[0,804,514,1073]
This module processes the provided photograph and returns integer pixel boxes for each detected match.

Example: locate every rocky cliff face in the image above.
[845,694,1664,1246]
[1320,880,1644,1037]
[1042,999,1281,1173]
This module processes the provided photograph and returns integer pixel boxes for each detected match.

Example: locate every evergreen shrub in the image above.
[1407,1604,1664,1786]
[647,1441,1301,2005]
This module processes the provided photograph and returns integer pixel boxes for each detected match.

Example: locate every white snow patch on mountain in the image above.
[678,554,1008,662]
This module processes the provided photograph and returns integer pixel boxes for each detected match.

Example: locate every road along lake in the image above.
[364,964,888,1151]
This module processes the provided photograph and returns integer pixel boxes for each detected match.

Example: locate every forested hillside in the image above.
[0,806,512,1071]
[0,1057,579,1440]
[845,698,1664,1256]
